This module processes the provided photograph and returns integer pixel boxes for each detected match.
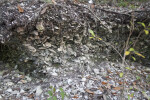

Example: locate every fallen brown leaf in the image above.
[72,94,78,99]
[107,83,112,89]
[118,81,123,85]
[132,82,136,85]
[102,82,108,85]
[112,92,117,96]
[20,75,25,79]
[52,0,57,4]
[74,0,78,3]
[17,5,24,13]
[98,86,104,92]
[106,76,112,79]
[107,69,112,73]
[20,80,26,84]
[113,87,122,91]
[41,7,49,14]
[85,89,94,94]
[28,93,34,98]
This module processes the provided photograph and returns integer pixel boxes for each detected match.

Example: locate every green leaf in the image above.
[138,22,145,28]
[53,87,56,93]
[134,52,145,58]
[59,88,63,92]
[119,72,123,78]
[129,86,133,90]
[144,29,149,35]
[47,98,51,100]
[88,29,95,37]
[136,76,141,80]
[129,48,135,52]
[48,90,53,97]
[131,56,136,61]
[98,38,102,40]
[125,67,132,70]
[53,96,57,100]
[89,37,94,39]
[59,88,65,100]
[128,95,130,100]
[125,51,130,56]
[60,92,65,100]
[50,86,53,89]
[131,93,134,97]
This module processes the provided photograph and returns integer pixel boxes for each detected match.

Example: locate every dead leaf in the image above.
[107,83,112,89]
[98,87,104,92]
[107,69,112,73]
[118,81,123,85]
[116,71,119,75]
[102,82,108,85]
[17,27,24,33]
[52,0,57,4]
[132,82,136,85]
[74,0,78,3]
[112,92,117,96]
[86,76,91,79]
[41,7,48,14]
[20,80,26,84]
[28,93,34,98]
[85,89,94,94]
[20,75,25,79]
[72,94,78,99]
[106,76,112,79]
[113,87,122,91]
[91,4,95,9]
[17,5,24,13]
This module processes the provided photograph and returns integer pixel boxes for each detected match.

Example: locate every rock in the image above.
[36,86,43,96]
[12,90,19,95]
[100,67,107,76]
[94,90,103,94]
[51,69,58,76]
[25,76,32,82]
[58,46,63,52]
[78,88,84,93]
[36,21,45,32]
[30,31,39,36]
[3,79,11,83]
[93,69,100,75]
[23,44,36,53]
[6,82,14,86]
[0,95,2,100]
[44,42,51,48]
[67,79,72,85]
[20,89,25,93]
[81,45,89,53]
[51,72,58,76]
[6,88,12,93]
[81,77,86,82]
[17,27,25,33]
[145,68,150,72]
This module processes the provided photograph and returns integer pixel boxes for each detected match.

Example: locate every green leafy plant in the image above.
[47,86,67,100]
[117,1,129,7]
[88,17,150,100]
[128,93,134,100]
[136,75,141,80]
[137,22,150,35]
[119,72,124,78]
[125,47,145,60]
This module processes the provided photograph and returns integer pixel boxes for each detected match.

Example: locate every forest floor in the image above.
[0,0,150,100]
